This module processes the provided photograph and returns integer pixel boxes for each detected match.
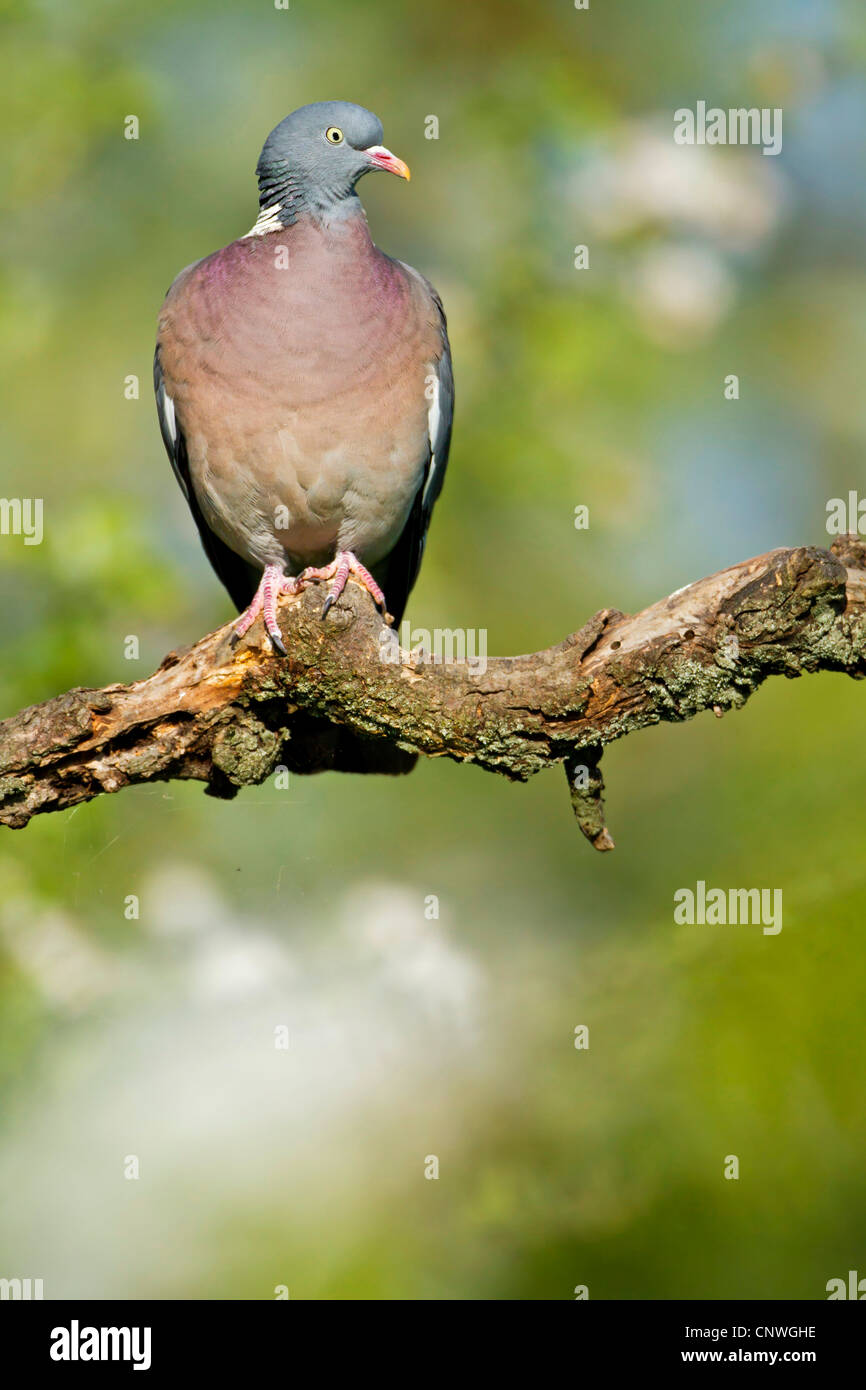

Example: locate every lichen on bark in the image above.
[0,537,864,848]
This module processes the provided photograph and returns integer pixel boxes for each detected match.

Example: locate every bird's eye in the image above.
[325,126,344,144]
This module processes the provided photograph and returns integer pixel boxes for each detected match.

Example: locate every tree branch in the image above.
[2,536,864,848]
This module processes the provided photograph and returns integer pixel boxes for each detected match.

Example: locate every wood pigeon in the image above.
[154,100,453,657]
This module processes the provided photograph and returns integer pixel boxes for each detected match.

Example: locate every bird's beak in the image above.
[364,144,411,181]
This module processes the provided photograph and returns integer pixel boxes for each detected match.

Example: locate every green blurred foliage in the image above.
[1,0,865,1299]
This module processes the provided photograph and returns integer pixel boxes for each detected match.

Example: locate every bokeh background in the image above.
[1,0,865,1300]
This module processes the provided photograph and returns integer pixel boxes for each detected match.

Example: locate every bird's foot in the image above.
[232,563,294,656]
[292,551,392,624]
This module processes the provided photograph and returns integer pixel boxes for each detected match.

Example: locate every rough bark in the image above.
[1,536,864,849]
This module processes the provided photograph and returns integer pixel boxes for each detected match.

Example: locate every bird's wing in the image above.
[375,272,454,627]
[154,345,259,612]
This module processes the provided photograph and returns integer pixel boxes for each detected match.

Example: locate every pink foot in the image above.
[294,551,392,623]
[232,563,294,655]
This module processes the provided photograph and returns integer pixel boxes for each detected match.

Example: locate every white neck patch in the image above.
[243,203,285,237]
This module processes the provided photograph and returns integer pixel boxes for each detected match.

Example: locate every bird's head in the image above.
[253,101,410,227]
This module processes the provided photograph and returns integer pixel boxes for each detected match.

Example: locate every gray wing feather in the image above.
[374,273,453,626]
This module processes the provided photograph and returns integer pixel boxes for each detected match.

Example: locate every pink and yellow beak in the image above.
[364,144,411,181]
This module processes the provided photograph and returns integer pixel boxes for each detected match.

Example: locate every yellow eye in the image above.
[325,126,344,144]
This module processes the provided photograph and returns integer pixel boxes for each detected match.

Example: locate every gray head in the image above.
[254,101,410,226]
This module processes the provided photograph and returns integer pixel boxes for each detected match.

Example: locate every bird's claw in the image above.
[233,562,292,654]
[233,553,390,655]
[292,552,389,622]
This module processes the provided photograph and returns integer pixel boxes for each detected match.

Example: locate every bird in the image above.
[154,100,453,664]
